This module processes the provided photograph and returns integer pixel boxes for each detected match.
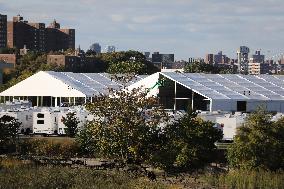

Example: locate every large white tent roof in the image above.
[129,72,284,101]
[0,71,147,98]
[161,72,284,101]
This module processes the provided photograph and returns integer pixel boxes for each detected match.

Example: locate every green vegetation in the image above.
[227,108,284,170]
[80,87,168,162]
[18,138,80,158]
[100,50,159,74]
[62,112,80,137]
[0,164,167,189]
[202,169,284,189]
[157,110,223,170]
[0,115,21,153]
[184,62,236,74]
[79,86,222,171]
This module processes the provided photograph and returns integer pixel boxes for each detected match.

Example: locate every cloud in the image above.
[1,0,284,59]
[131,15,161,24]
[110,14,125,22]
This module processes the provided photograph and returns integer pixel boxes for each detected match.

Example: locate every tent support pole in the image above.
[191,91,194,110]
[73,97,76,106]
[55,97,58,107]
[174,81,177,111]
[60,97,62,107]
[37,96,39,107]
[41,96,43,106]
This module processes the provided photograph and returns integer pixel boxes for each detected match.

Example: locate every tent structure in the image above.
[0,71,146,106]
[128,72,284,112]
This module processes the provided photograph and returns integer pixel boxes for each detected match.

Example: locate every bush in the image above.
[202,169,284,189]
[0,166,167,189]
[18,138,80,158]
[154,110,223,171]
[227,108,284,170]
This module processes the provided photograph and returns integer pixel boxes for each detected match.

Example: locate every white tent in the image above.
[0,71,125,106]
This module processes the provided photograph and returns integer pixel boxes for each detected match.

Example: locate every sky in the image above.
[1,0,284,60]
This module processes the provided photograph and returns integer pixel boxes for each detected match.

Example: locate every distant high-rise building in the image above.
[214,51,223,64]
[250,50,265,63]
[143,51,150,59]
[0,14,7,48]
[106,45,116,53]
[7,16,75,52]
[237,46,250,73]
[205,54,214,64]
[89,43,101,54]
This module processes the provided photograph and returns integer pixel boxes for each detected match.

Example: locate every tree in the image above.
[107,60,146,75]
[227,108,284,170]
[98,50,159,74]
[77,87,168,162]
[62,112,80,137]
[184,62,236,74]
[0,115,21,148]
[157,110,223,170]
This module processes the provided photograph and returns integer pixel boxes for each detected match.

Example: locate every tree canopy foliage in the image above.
[62,112,80,137]
[184,62,236,74]
[0,115,21,145]
[155,110,223,170]
[99,50,159,74]
[227,108,284,171]
[78,87,168,161]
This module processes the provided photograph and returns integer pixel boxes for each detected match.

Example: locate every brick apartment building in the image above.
[0,53,17,65]
[0,14,7,48]
[47,53,105,73]
[46,20,75,52]
[6,15,75,52]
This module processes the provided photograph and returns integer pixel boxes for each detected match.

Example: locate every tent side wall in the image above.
[127,73,160,96]
[211,100,237,112]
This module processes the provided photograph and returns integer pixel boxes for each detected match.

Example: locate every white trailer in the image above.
[216,113,247,140]
[33,110,58,135]
[0,108,34,134]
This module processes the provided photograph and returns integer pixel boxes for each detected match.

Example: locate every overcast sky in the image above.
[1,0,284,60]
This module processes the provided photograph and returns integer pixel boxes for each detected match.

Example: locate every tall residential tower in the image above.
[0,14,7,48]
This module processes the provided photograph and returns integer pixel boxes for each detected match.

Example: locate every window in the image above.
[37,113,44,118]
[37,120,44,124]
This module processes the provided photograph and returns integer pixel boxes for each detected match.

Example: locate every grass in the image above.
[202,169,284,189]
[0,157,168,189]
[0,166,168,189]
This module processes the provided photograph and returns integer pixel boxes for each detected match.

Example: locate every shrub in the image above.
[18,138,80,158]
[227,108,284,170]
[203,169,284,189]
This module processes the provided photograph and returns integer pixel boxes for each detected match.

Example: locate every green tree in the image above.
[107,60,146,74]
[227,108,284,170]
[98,50,159,74]
[78,87,168,162]
[62,112,80,137]
[157,110,223,170]
[184,62,236,74]
[0,115,21,151]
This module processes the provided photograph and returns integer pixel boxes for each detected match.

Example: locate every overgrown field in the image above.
[202,169,284,189]
[0,159,167,189]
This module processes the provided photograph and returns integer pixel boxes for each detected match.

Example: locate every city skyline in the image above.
[0,0,284,60]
